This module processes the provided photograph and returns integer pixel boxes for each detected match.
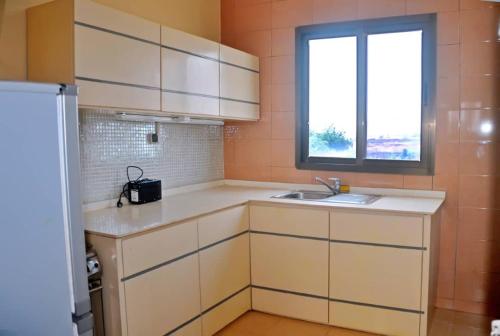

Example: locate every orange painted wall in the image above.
[222,0,500,316]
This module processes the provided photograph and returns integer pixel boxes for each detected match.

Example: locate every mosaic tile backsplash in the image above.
[79,110,224,204]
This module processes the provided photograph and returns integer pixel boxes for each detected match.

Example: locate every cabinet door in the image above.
[75,24,161,110]
[199,234,250,310]
[198,205,248,248]
[330,243,422,311]
[251,233,329,297]
[219,45,260,120]
[161,48,219,116]
[124,254,201,336]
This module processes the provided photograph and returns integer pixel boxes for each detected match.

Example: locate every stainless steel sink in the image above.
[272,190,381,205]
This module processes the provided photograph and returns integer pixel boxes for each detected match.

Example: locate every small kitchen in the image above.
[0,0,499,336]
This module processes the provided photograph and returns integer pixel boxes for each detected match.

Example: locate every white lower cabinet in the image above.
[124,254,201,336]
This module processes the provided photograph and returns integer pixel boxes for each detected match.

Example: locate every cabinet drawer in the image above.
[220,99,259,120]
[250,205,329,238]
[330,210,423,247]
[198,206,248,248]
[122,220,198,277]
[162,91,219,116]
[75,25,161,88]
[329,302,420,336]
[251,233,329,296]
[124,254,201,336]
[252,287,328,324]
[330,243,422,310]
[220,63,259,103]
[162,49,219,97]
[77,79,160,111]
[199,234,250,310]
[202,288,251,336]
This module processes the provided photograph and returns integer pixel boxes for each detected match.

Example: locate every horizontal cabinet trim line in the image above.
[219,60,260,74]
[329,298,424,315]
[220,96,260,105]
[76,76,161,91]
[164,315,201,336]
[74,22,260,74]
[251,285,328,301]
[75,21,160,46]
[121,230,250,282]
[250,230,329,241]
[163,89,259,105]
[329,239,427,251]
[251,285,425,315]
[202,285,251,315]
[199,230,250,251]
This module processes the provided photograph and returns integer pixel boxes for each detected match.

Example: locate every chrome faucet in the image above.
[315,177,341,195]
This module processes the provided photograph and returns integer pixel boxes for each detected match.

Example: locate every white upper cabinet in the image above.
[74,0,161,111]
[161,26,220,117]
[220,45,260,120]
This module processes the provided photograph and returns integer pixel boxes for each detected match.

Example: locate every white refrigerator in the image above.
[0,82,93,335]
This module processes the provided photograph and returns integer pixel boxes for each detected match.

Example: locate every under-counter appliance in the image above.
[0,82,93,336]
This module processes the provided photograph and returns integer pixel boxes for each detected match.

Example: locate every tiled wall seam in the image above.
[79,109,224,204]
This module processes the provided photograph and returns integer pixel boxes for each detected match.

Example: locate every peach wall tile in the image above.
[261,84,272,113]
[437,77,460,111]
[460,76,500,109]
[271,83,295,112]
[234,30,272,57]
[458,208,500,243]
[460,109,500,142]
[456,240,500,273]
[271,28,295,56]
[224,138,236,164]
[272,112,295,140]
[460,7,500,44]
[235,119,272,140]
[435,297,455,310]
[436,109,460,143]
[234,2,272,33]
[433,174,459,207]
[403,175,433,190]
[438,44,460,79]
[438,267,456,299]
[271,167,311,183]
[271,55,295,84]
[237,0,272,7]
[459,142,500,176]
[461,41,500,77]
[234,139,272,166]
[438,11,460,45]
[460,0,498,10]
[271,0,314,29]
[455,271,500,304]
[354,173,404,188]
[225,163,272,181]
[438,205,458,270]
[453,298,500,316]
[406,0,459,14]
[311,171,360,186]
[458,175,500,209]
[260,57,272,85]
[312,0,357,23]
[357,0,406,19]
[435,142,459,175]
[221,0,236,45]
[271,139,295,167]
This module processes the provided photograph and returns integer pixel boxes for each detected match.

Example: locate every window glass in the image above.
[308,37,357,158]
[366,30,423,161]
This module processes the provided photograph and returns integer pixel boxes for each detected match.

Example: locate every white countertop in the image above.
[84,181,445,238]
